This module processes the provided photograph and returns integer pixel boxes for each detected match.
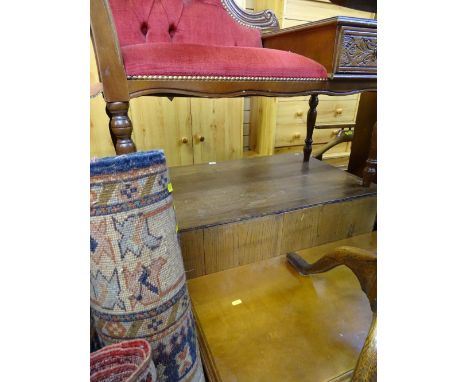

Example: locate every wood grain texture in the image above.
[203,214,284,273]
[274,141,351,160]
[128,97,193,167]
[171,154,376,231]
[90,0,129,101]
[281,205,322,253]
[172,155,376,276]
[248,97,277,155]
[275,124,352,147]
[281,197,376,253]
[276,96,359,126]
[179,229,205,279]
[190,98,244,164]
[188,232,377,382]
[317,196,377,244]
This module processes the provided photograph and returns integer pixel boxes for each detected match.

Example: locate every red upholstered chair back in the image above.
[108,0,262,48]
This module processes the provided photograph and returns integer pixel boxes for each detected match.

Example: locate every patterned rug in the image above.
[90,151,205,382]
[91,339,156,382]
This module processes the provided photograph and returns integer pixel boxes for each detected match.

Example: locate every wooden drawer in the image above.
[276,124,349,147]
[274,141,351,159]
[276,95,359,128]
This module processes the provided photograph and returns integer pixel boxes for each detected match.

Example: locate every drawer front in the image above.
[276,96,359,128]
[335,26,377,75]
[274,142,351,158]
[276,124,349,147]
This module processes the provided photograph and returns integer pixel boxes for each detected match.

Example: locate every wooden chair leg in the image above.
[106,101,136,155]
[362,122,377,187]
[303,94,319,162]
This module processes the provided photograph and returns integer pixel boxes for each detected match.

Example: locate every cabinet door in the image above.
[190,99,244,164]
[129,97,193,167]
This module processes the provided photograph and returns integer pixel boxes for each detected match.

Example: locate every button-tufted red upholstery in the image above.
[108,0,327,79]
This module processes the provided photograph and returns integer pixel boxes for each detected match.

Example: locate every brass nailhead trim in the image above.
[127,75,327,82]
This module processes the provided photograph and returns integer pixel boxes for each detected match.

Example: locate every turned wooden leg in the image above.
[362,122,377,187]
[106,101,136,155]
[303,94,319,162]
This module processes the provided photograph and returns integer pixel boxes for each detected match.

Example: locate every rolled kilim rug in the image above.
[90,151,205,382]
[91,339,156,382]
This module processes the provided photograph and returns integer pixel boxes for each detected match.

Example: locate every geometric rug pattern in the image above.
[91,151,205,382]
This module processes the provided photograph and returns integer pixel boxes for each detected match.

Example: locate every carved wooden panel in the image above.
[222,0,279,31]
[335,26,377,75]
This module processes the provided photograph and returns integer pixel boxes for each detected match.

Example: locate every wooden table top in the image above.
[171,154,376,231]
[188,232,377,382]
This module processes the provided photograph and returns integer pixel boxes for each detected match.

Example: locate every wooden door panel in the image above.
[191,98,244,164]
[129,97,193,167]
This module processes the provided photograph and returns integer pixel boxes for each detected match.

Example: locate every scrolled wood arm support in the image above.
[313,129,354,161]
[221,0,279,31]
[106,101,136,155]
[287,246,377,382]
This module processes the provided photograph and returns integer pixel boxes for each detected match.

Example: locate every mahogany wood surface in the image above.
[188,232,377,382]
[262,16,377,79]
[125,77,376,99]
[90,0,128,102]
[170,153,376,231]
[105,101,136,154]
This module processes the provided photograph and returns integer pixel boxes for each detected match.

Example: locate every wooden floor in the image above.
[171,153,375,231]
[188,232,377,382]
[171,154,377,278]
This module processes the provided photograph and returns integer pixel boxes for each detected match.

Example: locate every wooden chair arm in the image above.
[287,246,377,382]
[287,246,376,312]
[313,129,354,160]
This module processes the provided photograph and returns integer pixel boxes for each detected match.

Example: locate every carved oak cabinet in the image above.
[249,0,376,164]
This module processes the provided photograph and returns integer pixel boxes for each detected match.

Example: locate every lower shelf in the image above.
[171,154,376,278]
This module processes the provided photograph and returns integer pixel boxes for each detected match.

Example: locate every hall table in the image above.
[187,232,377,382]
[261,16,377,184]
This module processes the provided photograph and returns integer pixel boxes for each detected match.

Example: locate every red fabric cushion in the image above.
[122,43,328,79]
[109,0,261,48]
